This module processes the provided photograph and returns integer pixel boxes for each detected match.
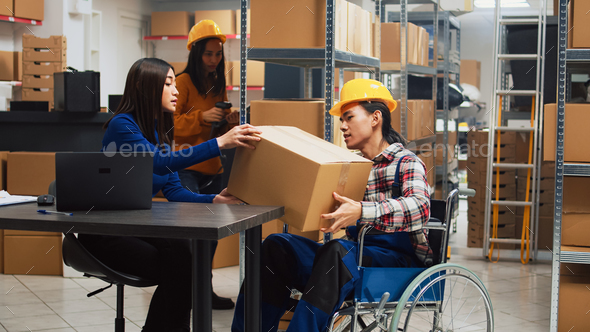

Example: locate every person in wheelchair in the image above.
[231,78,432,332]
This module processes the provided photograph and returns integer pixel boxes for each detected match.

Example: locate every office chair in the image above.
[50,181,157,332]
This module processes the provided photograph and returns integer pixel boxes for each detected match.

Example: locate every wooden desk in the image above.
[0,201,284,332]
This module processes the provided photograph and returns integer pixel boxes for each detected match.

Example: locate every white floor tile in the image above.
[45,297,113,315]
[0,313,70,332]
[0,302,54,320]
[14,275,82,293]
[74,321,141,332]
[0,291,44,306]
[59,309,122,328]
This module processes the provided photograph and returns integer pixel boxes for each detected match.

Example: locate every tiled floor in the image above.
[0,199,551,331]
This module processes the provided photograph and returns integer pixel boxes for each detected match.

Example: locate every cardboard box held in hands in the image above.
[227,126,373,232]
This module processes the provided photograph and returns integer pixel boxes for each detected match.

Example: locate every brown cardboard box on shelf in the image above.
[558,262,590,331]
[151,11,192,36]
[335,0,347,52]
[358,10,372,57]
[563,213,590,247]
[194,10,235,35]
[7,152,55,196]
[544,103,590,162]
[347,1,362,54]
[212,233,239,269]
[563,176,590,213]
[0,229,3,273]
[0,151,7,190]
[4,236,62,275]
[22,35,67,49]
[169,62,187,75]
[23,61,67,76]
[23,48,67,63]
[235,9,251,34]
[380,22,419,64]
[416,151,435,188]
[14,0,44,21]
[0,0,12,16]
[250,100,325,138]
[391,99,425,141]
[22,74,53,89]
[231,60,264,86]
[0,51,21,81]
[436,131,458,147]
[227,126,373,232]
[251,0,327,49]
[434,145,455,166]
[568,0,590,48]
[420,100,435,139]
[460,60,481,90]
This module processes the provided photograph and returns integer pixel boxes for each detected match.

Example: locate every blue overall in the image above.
[231,156,422,332]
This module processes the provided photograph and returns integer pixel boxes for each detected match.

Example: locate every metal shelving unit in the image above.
[0,15,42,25]
[386,9,459,199]
[550,0,590,328]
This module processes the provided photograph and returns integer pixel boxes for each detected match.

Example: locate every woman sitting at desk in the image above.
[79,57,261,332]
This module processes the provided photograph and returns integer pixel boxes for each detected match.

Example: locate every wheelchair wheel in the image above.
[391,263,494,332]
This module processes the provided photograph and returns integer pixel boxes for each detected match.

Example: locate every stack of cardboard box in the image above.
[21,35,68,111]
[381,22,430,67]
[390,99,435,142]
[251,0,377,57]
[466,130,518,248]
[5,152,63,275]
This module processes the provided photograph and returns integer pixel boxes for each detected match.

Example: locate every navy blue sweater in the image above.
[102,113,221,203]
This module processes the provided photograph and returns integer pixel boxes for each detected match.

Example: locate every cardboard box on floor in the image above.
[516,215,553,250]
[250,100,325,138]
[14,0,44,21]
[460,60,481,90]
[231,60,264,86]
[228,126,373,232]
[568,0,590,48]
[151,11,192,36]
[212,233,239,269]
[194,10,235,35]
[558,262,590,331]
[4,235,63,275]
[7,152,55,196]
[544,103,590,162]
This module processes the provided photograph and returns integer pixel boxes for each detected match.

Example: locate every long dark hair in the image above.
[104,58,175,146]
[181,37,226,97]
[359,101,407,147]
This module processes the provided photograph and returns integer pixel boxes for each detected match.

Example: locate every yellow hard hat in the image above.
[187,20,226,51]
[329,78,397,116]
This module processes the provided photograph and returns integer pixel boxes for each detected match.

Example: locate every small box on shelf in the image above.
[22,35,67,49]
[14,0,44,21]
[151,11,192,37]
[194,10,235,35]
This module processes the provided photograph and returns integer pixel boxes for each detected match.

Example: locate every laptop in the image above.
[56,152,153,211]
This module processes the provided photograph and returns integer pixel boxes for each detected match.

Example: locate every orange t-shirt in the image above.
[174,73,229,175]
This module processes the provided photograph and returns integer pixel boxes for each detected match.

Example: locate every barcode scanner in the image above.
[210,102,233,139]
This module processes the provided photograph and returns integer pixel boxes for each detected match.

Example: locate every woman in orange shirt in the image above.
[173,20,238,309]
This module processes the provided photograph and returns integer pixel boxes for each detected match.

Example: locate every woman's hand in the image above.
[213,188,243,204]
[202,107,226,123]
[217,124,262,150]
[226,111,240,124]
[320,192,362,233]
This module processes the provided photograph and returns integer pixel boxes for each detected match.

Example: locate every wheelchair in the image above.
[325,188,494,332]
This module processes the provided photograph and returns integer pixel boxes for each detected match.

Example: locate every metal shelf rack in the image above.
[0,14,42,25]
[386,9,460,199]
[550,0,590,329]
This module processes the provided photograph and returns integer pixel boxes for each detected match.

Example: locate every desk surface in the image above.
[0,202,284,240]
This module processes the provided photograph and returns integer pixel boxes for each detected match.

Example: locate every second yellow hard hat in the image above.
[187,20,226,51]
[329,78,397,117]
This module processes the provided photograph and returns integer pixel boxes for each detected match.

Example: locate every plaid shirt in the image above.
[360,143,433,266]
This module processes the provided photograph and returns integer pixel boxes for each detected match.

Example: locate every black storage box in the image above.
[9,101,50,112]
[108,94,123,113]
[54,71,100,112]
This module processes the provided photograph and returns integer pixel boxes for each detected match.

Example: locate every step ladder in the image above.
[483,1,547,264]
